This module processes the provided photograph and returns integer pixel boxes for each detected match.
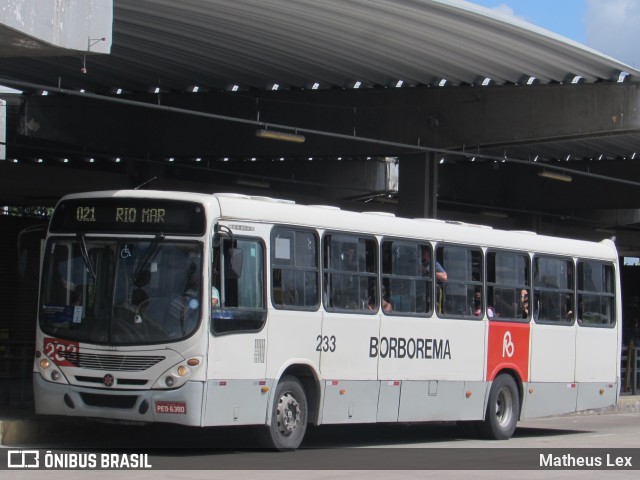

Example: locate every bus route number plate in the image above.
[155,401,187,414]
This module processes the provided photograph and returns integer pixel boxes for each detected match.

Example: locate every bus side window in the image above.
[436,245,483,319]
[533,256,574,323]
[382,240,431,315]
[212,237,266,334]
[487,250,530,321]
[323,233,376,312]
[577,261,615,326]
[271,227,319,310]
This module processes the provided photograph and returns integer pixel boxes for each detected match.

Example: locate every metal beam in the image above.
[11,83,640,160]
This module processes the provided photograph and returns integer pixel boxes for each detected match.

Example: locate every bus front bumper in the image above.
[33,373,204,426]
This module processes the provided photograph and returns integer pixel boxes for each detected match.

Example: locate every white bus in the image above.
[34,190,622,449]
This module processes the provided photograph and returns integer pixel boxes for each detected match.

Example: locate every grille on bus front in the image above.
[60,352,166,371]
[80,393,138,409]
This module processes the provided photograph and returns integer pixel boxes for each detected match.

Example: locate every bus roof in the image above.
[57,190,618,261]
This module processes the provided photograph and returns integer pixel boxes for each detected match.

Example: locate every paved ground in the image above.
[1,393,638,447]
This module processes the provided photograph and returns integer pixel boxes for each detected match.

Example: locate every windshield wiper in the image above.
[131,233,165,284]
[76,232,97,280]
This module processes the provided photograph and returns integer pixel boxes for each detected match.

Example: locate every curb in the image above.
[573,395,640,416]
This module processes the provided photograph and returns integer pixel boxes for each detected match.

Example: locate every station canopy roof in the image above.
[0,0,638,95]
[1,0,640,213]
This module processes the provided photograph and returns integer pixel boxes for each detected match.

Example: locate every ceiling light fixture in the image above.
[538,170,572,182]
[256,129,305,143]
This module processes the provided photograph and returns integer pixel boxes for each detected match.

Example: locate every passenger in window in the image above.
[520,289,530,318]
[567,298,583,321]
[473,290,495,318]
[342,246,357,270]
[563,294,574,321]
[369,284,392,313]
[212,285,220,308]
[421,247,447,282]
[70,285,84,306]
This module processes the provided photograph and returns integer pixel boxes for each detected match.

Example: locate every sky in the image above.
[467,0,640,69]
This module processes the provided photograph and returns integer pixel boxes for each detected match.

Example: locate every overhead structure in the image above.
[0,0,636,92]
[1,0,640,250]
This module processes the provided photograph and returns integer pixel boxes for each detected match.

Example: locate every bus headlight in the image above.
[153,357,202,389]
[37,352,69,384]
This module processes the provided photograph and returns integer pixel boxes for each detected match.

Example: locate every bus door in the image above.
[319,234,380,424]
[205,231,270,426]
[527,256,577,418]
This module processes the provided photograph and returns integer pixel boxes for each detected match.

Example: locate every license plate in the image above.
[155,401,187,414]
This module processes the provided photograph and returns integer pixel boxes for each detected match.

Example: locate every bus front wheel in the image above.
[261,375,308,450]
[478,374,519,440]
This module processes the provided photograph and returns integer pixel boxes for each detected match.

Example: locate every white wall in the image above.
[0,0,112,53]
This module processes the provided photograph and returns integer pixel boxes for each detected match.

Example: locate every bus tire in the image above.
[478,374,519,440]
[261,375,308,450]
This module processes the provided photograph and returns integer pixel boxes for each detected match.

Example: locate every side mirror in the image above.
[228,248,243,279]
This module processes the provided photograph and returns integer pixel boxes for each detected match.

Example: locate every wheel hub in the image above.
[277,392,300,436]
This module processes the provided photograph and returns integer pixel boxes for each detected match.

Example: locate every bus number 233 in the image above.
[316,335,337,352]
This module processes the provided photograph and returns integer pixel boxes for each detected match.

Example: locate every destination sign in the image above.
[49,198,206,235]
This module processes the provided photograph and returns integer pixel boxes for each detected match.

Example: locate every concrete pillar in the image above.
[397,152,438,219]
[0,99,5,160]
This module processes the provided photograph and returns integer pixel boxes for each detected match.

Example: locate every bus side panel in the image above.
[524,323,577,418]
[575,325,618,410]
[203,379,273,426]
[398,380,485,421]
[377,380,401,422]
[575,326,618,382]
[521,382,578,419]
[265,309,321,380]
[377,318,486,422]
[204,333,269,425]
[377,317,486,381]
[486,321,530,382]
[321,380,380,424]
[320,311,380,381]
[529,324,576,381]
[575,383,617,411]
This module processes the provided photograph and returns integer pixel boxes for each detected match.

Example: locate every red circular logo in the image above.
[103,374,115,387]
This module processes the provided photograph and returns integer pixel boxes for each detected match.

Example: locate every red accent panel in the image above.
[486,322,530,382]
[43,337,79,367]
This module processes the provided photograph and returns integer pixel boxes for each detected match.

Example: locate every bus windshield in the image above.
[39,237,203,345]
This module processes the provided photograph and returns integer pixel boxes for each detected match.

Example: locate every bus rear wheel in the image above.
[261,375,308,450]
[478,374,519,440]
